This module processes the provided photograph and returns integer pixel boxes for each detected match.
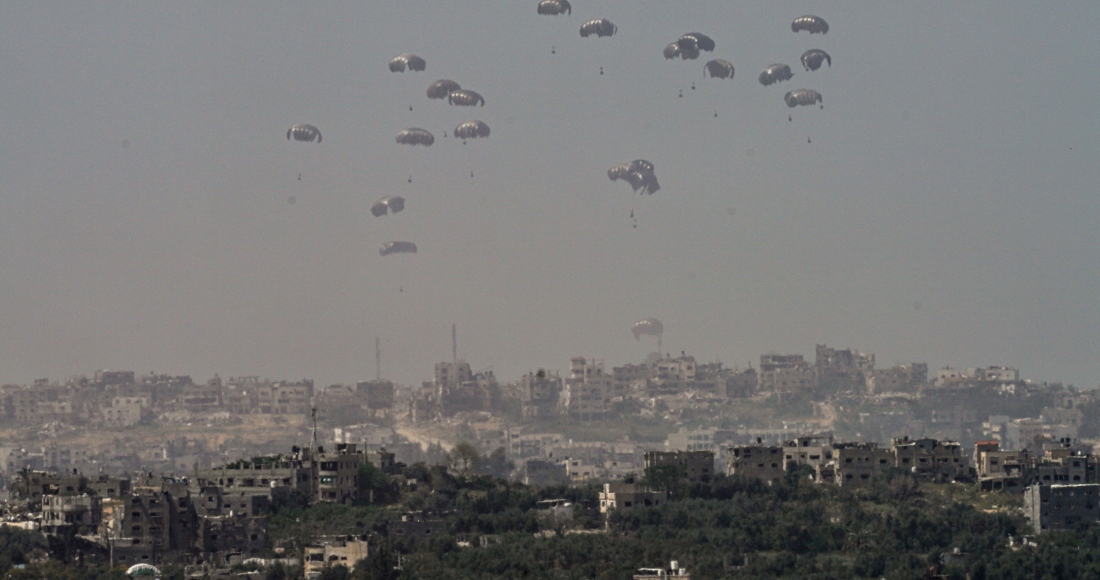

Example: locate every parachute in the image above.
[388,54,426,73]
[758,64,794,86]
[371,196,405,217]
[427,79,461,100]
[580,19,617,38]
[679,33,715,53]
[537,0,571,15]
[395,128,435,146]
[454,120,490,141]
[704,59,735,79]
[792,15,829,34]
[631,318,664,340]
[784,89,823,108]
[448,89,485,107]
[287,124,321,143]
[609,160,660,195]
[800,49,831,71]
[380,241,418,256]
[663,43,682,60]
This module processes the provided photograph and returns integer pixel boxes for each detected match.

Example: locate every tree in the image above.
[447,441,481,476]
[479,447,513,480]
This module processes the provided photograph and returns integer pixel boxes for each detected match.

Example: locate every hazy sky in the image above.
[1,2,1097,388]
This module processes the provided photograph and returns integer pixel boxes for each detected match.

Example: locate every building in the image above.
[561,358,611,419]
[815,344,874,394]
[832,443,894,486]
[726,445,785,485]
[758,355,816,394]
[520,370,562,418]
[599,483,667,514]
[634,560,690,580]
[356,380,396,415]
[389,513,446,543]
[866,363,928,393]
[643,451,714,483]
[304,535,369,578]
[315,444,365,504]
[891,437,965,482]
[41,494,102,535]
[1024,483,1100,534]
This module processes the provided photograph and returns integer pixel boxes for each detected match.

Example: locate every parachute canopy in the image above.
[287,124,321,143]
[704,59,735,79]
[800,49,831,71]
[784,88,823,108]
[380,241,417,256]
[679,33,715,53]
[580,19,617,38]
[427,79,461,100]
[371,196,405,217]
[758,64,794,86]
[396,128,435,146]
[537,0,571,15]
[454,120,490,140]
[609,160,660,195]
[448,89,485,107]
[631,318,664,340]
[389,54,426,72]
[127,564,161,577]
[792,15,829,34]
[663,43,683,60]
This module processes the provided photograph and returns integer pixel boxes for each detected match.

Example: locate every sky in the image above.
[0,2,1097,389]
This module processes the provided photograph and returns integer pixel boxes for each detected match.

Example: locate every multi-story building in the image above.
[315,444,364,504]
[726,445,785,485]
[832,443,894,486]
[725,367,757,398]
[891,437,965,482]
[599,483,667,514]
[758,355,816,394]
[866,363,928,393]
[520,370,562,418]
[1024,483,1100,534]
[304,536,370,578]
[41,494,102,535]
[815,345,874,394]
[356,380,396,415]
[562,358,611,419]
[643,451,714,483]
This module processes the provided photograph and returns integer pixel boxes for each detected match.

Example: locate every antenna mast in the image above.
[375,337,381,381]
[310,407,318,452]
[452,323,457,362]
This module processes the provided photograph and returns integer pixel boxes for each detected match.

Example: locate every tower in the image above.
[452,323,457,362]
[375,337,381,381]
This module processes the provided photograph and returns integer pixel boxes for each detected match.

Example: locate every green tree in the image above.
[447,441,481,476]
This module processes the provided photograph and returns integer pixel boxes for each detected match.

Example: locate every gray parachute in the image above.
[784,89,823,108]
[792,15,829,34]
[537,0,571,15]
[631,318,664,340]
[448,89,485,107]
[758,64,794,86]
[380,241,417,256]
[395,128,435,146]
[664,43,684,60]
[454,120,490,141]
[287,124,322,143]
[371,196,405,217]
[388,54,426,73]
[427,80,461,100]
[609,160,660,195]
[580,18,617,38]
[704,59,735,79]
[800,49,831,71]
[679,33,715,52]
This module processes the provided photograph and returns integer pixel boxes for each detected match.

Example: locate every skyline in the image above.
[0,2,1097,388]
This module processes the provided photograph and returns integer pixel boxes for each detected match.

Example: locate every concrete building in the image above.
[891,437,965,482]
[634,561,690,580]
[315,444,365,504]
[832,443,894,486]
[643,451,714,483]
[389,513,446,543]
[1024,483,1100,534]
[520,370,562,418]
[355,380,396,415]
[866,363,928,393]
[562,358,611,419]
[726,445,785,485]
[41,494,102,535]
[758,355,816,394]
[599,483,667,514]
[304,535,369,578]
